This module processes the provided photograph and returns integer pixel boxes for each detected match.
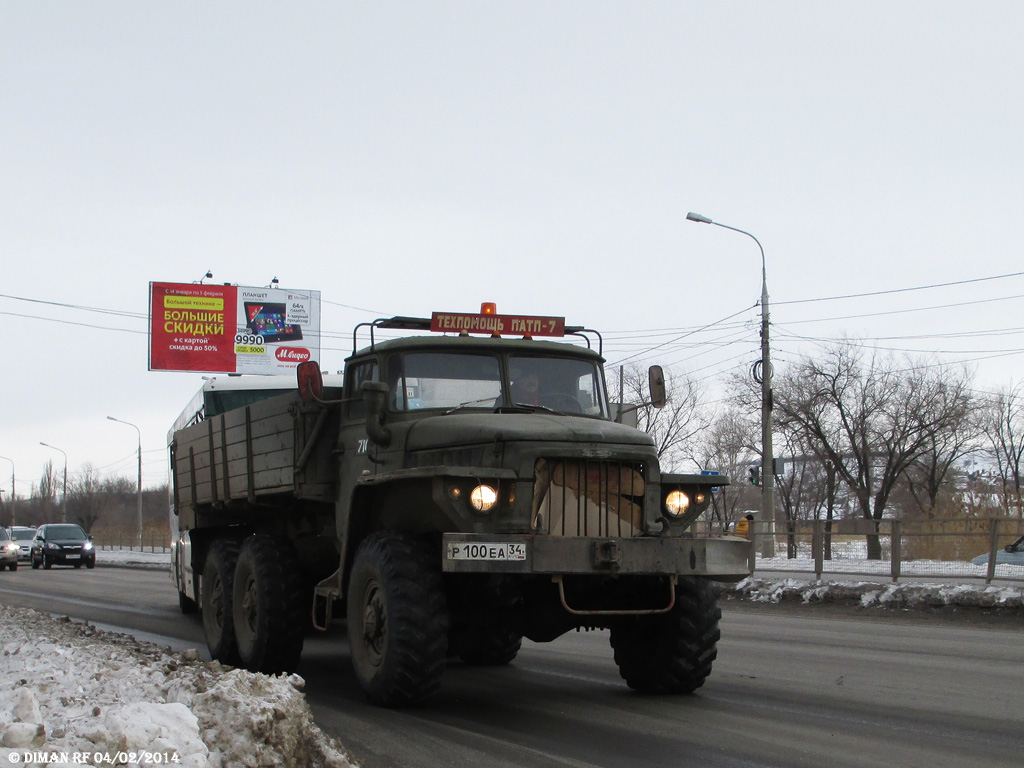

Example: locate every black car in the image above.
[30,524,96,569]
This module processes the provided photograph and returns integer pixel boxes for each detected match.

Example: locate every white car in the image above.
[7,526,37,561]
[0,528,19,571]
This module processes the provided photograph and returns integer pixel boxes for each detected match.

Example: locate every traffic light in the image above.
[748,465,761,486]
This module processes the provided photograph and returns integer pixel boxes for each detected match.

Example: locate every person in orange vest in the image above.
[733,513,754,539]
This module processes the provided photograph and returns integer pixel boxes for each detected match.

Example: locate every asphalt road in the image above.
[1,566,1021,768]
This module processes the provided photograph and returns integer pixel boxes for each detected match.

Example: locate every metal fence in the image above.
[695,517,1024,585]
[92,532,171,554]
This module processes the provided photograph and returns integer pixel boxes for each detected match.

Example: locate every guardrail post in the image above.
[890,520,901,583]
[813,519,823,580]
[986,518,1001,585]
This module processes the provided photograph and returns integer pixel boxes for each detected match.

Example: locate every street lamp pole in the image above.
[39,442,68,523]
[686,212,775,555]
[108,416,144,550]
[0,456,13,526]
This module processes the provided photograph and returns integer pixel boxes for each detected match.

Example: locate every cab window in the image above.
[387,352,501,411]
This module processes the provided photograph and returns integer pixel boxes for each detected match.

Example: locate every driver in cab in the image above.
[511,373,540,406]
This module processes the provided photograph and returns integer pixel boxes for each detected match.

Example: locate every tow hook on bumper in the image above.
[593,539,621,569]
[553,573,678,616]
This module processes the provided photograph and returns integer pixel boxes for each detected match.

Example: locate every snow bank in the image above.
[0,606,355,768]
[728,576,1024,611]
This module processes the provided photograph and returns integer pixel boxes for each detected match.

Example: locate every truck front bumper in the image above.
[442,533,752,582]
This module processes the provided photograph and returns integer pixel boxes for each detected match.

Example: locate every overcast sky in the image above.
[2,2,1023,496]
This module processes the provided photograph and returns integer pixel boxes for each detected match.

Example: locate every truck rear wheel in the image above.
[232,535,306,674]
[202,540,242,666]
[609,576,721,694]
[347,533,449,707]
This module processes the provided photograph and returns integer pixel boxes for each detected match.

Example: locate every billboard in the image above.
[148,282,321,374]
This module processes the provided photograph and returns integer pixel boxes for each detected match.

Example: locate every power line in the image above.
[775,270,1024,306]
[779,293,1024,326]
[607,304,756,368]
[0,311,148,335]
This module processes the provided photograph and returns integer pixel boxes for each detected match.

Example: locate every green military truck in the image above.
[169,306,751,707]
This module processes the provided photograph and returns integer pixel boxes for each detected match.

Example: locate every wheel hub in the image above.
[361,584,387,667]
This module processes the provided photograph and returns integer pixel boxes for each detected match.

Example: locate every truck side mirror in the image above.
[649,365,667,409]
[360,380,392,447]
[297,360,324,404]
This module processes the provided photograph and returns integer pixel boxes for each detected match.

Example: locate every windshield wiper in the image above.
[443,397,498,415]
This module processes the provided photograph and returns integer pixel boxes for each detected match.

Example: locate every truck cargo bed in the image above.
[171,391,336,509]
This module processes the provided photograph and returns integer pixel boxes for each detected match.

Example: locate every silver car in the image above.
[972,534,1024,566]
[7,526,37,561]
[0,528,19,571]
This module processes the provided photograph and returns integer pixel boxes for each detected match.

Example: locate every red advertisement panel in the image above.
[149,282,237,372]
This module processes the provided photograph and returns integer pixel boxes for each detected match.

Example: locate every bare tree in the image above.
[981,382,1024,517]
[616,364,709,472]
[900,366,980,516]
[693,406,759,533]
[32,460,59,521]
[775,344,971,559]
[67,464,103,533]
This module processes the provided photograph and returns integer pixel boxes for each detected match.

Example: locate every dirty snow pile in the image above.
[728,576,1024,611]
[0,606,354,768]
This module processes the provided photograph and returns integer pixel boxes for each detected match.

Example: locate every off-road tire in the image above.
[232,535,306,674]
[202,539,242,666]
[451,625,522,666]
[609,577,721,694]
[347,533,449,707]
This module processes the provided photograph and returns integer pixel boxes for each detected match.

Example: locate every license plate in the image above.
[65,554,81,560]
[447,542,527,562]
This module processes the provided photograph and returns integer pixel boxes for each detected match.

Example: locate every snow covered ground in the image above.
[2,547,1021,767]
[0,605,354,768]
[2,549,353,767]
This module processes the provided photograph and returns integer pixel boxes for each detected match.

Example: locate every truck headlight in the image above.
[470,484,498,513]
[665,490,690,517]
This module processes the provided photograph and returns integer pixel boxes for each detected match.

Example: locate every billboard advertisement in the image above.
[148,282,321,374]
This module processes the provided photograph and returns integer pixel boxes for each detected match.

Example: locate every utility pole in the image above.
[687,212,775,556]
[108,417,144,549]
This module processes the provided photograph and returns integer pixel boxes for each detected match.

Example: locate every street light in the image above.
[0,455,13,526]
[39,442,68,523]
[686,212,775,555]
[108,416,144,550]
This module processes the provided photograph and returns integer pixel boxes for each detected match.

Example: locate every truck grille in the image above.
[531,458,646,537]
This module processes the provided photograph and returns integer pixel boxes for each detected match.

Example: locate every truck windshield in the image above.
[386,351,607,417]
[508,355,608,417]
[390,352,501,410]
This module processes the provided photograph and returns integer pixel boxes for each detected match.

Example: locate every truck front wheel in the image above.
[450,625,522,666]
[202,540,241,666]
[232,535,306,675]
[347,533,449,707]
[609,576,721,694]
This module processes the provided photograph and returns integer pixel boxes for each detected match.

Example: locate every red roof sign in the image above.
[430,311,566,337]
